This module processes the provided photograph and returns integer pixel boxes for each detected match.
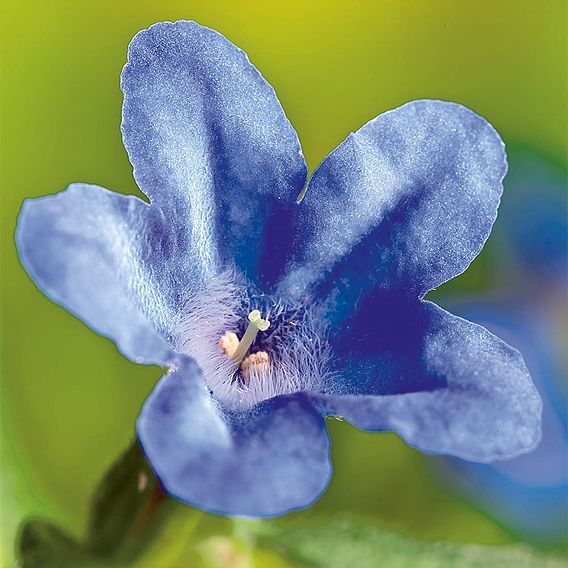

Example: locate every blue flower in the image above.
[15,21,541,517]
[439,154,567,545]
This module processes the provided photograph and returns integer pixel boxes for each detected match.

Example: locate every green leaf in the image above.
[249,517,565,568]
[17,518,96,568]
[15,439,161,566]
[84,439,227,565]
[85,439,156,559]
[15,441,223,567]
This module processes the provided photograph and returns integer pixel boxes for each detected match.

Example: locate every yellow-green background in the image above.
[1,1,566,565]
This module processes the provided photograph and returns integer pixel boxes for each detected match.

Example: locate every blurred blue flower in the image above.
[440,154,567,545]
[15,21,541,517]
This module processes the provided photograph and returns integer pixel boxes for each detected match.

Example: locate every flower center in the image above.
[173,271,330,411]
[218,310,271,380]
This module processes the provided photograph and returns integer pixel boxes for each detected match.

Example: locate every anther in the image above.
[218,331,239,358]
[240,351,270,379]
[231,310,270,364]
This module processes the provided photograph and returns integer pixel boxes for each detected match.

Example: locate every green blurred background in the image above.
[1,0,566,565]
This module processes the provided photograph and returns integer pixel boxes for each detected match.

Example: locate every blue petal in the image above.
[137,356,332,517]
[121,21,307,287]
[280,101,506,321]
[444,461,567,545]
[16,184,174,365]
[498,151,568,280]
[440,301,567,544]
[315,300,541,462]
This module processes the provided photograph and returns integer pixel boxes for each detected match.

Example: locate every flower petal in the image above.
[121,21,307,286]
[316,300,541,462]
[16,184,175,365]
[280,100,506,316]
[137,357,332,517]
[440,301,567,543]
[497,151,568,279]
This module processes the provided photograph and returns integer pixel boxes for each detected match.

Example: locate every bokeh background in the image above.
[1,1,566,565]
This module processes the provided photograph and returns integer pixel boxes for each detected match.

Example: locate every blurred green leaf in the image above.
[16,441,176,566]
[249,517,565,568]
[16,440,232,567]
[85,439,155,559]
[17,518,96,568]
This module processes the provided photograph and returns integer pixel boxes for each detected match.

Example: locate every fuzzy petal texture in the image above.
[137,357,332,517]
[16,184,174,364]
[121,20,307,288]
[281,100,506,321]
[316,300,541,462]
